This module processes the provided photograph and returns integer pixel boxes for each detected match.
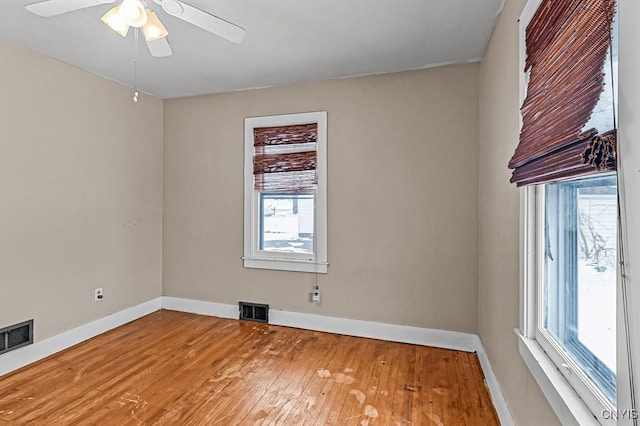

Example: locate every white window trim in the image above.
[243,111,328,274]
[516,1,616,424]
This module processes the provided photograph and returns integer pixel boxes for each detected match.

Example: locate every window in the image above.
[513,0,620,422]
[243,112,328,273]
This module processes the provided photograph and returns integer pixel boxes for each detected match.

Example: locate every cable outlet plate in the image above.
[94,288,103,302]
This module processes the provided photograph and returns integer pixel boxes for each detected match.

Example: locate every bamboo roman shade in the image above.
[253,123,318,191]
[508,0,616,186]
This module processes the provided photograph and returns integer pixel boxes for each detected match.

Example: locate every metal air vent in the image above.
[0,320,34,355]
[239,302,269,323]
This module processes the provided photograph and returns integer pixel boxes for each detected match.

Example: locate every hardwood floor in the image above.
[0,310,499,425]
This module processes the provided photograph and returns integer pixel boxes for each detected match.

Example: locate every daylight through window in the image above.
[243,112,328,274]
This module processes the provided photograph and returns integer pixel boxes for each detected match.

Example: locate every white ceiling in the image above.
[0,0,505,99]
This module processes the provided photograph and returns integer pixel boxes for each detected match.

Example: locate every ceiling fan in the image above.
[24,0,246,58]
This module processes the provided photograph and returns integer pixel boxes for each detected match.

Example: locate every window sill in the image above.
[243,257,328,273]
[515,329,600,425]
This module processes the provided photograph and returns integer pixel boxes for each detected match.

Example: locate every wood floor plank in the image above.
[0,310,499,425]
[417,344,436,424]
[279,333,355,424]
[388,341,414,424]
[197,324,304,424]
[433,348,453,425]
[323,336,381,424]
[235,328,325,424]
[340,338,390,425]
[363,341,397,424]
[253,330,338,424]
[315,336,365,424]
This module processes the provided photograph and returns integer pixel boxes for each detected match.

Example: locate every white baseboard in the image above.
[161,296,238,319]
[160,296,513,425]
[474,335,515,426]
[0,298,161,378]
[269,309,479,351]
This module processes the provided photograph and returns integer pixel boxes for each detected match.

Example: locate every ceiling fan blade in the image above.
[171,1,246,44]
[25,0,116,17]
[146,37,173,57]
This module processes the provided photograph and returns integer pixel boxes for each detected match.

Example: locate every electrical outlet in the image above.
[94,288,104,302]
[311,288,320,303]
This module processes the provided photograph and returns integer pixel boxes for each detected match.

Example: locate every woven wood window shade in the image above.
[508,0,616,187]
[253,123,318,192]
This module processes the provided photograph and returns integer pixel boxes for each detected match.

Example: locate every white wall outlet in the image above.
[311,288,320,303]
[94,288,104,302]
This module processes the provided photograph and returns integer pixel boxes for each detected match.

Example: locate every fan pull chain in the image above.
[133,29,140,103]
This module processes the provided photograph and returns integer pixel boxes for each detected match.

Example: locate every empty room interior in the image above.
[2,0,640,424]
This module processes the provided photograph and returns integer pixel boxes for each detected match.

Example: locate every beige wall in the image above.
[0,41,163,341]
[163,64,479,333]
[478,0,560,424]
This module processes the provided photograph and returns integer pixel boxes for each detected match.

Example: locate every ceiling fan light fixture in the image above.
[26,0,245,60]
[118,0,147,27]
[142,10,168,41]
[101,5,130,37]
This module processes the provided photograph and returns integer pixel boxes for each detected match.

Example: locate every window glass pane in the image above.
[583,11,617,134]
[577,183,617,372]
[259,193,314,254]
[543,174,617,404]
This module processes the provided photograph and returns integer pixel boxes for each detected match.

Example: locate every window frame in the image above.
[520,183,616,424]
[243,111,328,274]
